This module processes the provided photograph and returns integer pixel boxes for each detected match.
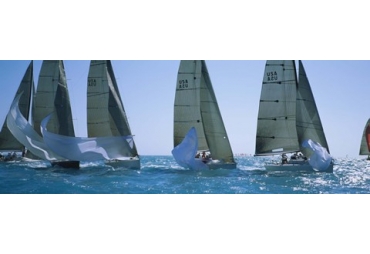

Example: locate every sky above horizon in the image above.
[0,60,369,158]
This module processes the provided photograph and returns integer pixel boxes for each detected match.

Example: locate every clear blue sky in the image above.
[0,60,369,158]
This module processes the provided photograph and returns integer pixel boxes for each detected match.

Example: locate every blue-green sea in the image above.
[2,155,369,254]
[1,155,369,194]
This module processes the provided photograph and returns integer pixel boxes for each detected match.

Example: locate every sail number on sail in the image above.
[178,79,189,89]
[88,79,97,86]
[266,71,278,81]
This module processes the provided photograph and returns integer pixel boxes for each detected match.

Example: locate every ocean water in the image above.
[1,155,370,194]
[2,155,369,254]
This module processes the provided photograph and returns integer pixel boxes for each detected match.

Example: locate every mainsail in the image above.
[173,60,235,164]
[87,60,138,158]
[255,60,299,155]
[174,60,206,150]
[0,61,34,152]
[359,118,370,155]
[32,60,75,137]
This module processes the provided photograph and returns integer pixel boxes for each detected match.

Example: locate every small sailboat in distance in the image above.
[172,60,236,170]
[255,60,333,172]
[359,118,370,160]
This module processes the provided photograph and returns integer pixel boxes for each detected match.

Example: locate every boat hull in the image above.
[105,158,140,169]
[265,161,334,173]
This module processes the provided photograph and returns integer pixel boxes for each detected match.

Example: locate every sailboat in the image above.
[21,60,139,168]
[32,60,80,168]
[172,60,236,170]
[86,60,140,169]
[255,60,333,172]
[0,61,34,162]
[359,118,370,160]
[7,60,80,168]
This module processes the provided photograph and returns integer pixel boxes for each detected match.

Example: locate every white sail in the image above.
[87,60,139,158]
[173,60,235,168]
[296,60,329,156]
[0,61,34,152]
[171,127,208,170]
[255,60,299,155]
[302,139,332,171]
[359,118,370,155]
[6,93,65,161]
[41,114,135,161]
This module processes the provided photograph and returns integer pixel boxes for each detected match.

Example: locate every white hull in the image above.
[265,161,334,173]
[105,157,140,169]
